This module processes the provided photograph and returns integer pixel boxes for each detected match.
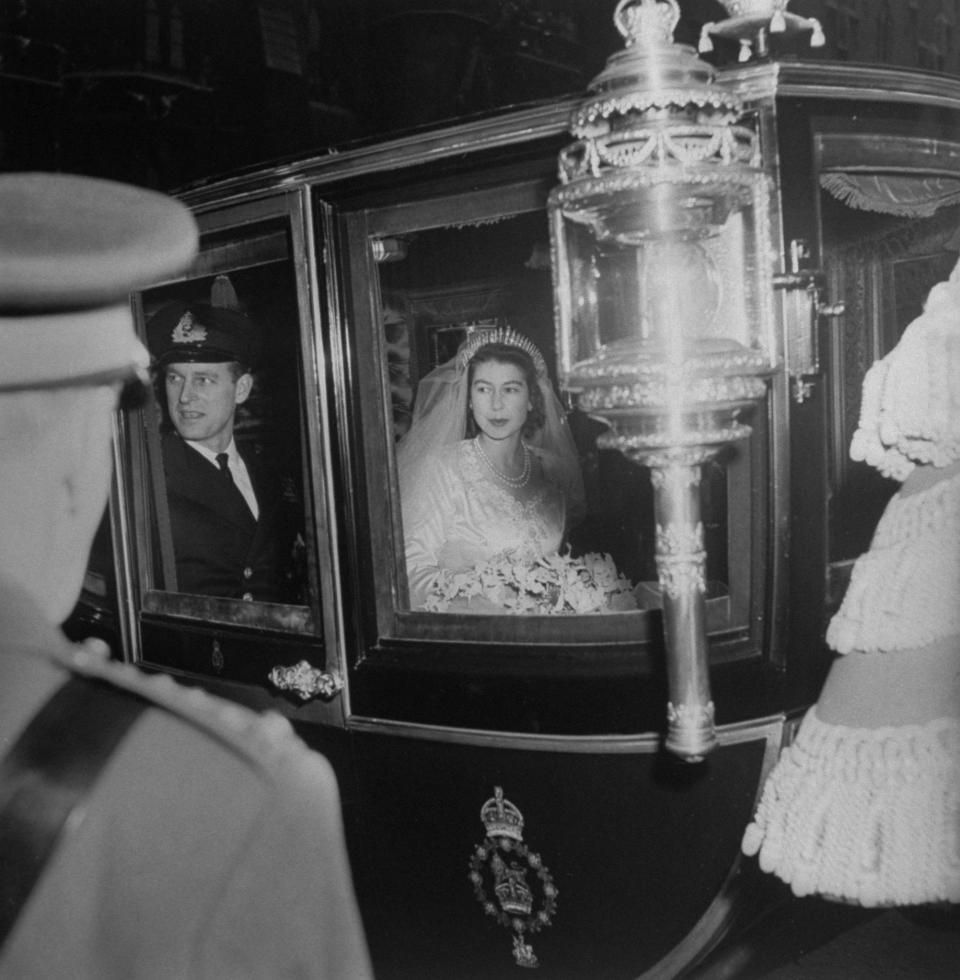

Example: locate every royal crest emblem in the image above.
[468,787,557,969]
[171,311,207,345]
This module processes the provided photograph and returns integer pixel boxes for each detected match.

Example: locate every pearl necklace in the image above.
[473,436,531,488]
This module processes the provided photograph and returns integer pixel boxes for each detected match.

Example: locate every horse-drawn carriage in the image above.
[73,3,960,976]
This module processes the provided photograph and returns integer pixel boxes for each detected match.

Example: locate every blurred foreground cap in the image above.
[147,301,261,368]
[0,172,198,390]
[0,172,198,310]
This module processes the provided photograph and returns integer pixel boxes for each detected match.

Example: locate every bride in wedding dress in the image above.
[397,328,584,612]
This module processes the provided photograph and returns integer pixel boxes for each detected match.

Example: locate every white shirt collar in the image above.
[185,438,236,468]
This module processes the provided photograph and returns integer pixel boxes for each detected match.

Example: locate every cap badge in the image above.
[171,311,207,345]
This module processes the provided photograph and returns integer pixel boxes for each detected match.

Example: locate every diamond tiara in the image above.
[458,327,547,378]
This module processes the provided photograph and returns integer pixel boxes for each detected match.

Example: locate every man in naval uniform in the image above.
[0,173,372,979]
[147,301,296,602]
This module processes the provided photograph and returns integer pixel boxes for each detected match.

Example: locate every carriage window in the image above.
[376,207,748,628]
[137,220,316,634]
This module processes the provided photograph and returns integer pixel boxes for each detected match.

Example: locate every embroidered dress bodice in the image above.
[404,440,566,608]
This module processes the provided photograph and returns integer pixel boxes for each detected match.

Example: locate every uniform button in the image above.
[243,566,253,579]
[242,592,254,602]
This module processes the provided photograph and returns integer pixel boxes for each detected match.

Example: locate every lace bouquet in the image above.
[424,549,638,614]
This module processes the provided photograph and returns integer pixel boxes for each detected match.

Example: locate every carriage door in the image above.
[114,190,348,731]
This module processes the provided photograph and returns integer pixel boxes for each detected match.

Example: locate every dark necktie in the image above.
[216,452,233,483]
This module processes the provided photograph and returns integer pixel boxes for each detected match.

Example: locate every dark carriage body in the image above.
[72,59,960,979]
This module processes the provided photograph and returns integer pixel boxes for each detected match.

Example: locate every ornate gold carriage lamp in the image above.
[548,0,780,761]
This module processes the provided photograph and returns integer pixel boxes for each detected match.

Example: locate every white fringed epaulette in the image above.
[743,708,960,906]
[850,266,960,481]
[826,468,960,654]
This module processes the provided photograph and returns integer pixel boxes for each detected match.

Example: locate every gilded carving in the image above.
[667,700,716,731]
[655,522,706,597]
[267,660,343,701]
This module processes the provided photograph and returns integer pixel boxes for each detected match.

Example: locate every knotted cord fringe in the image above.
[743,709,960,907]
[827,471,960,654]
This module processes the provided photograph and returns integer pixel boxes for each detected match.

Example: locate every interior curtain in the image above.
[820,172,960,218]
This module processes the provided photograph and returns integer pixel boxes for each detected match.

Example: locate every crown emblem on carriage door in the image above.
[491,852,535,916]
[480,785,525,840]
[468,787,558,969]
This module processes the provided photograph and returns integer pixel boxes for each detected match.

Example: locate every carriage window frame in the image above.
[121,193,336,655]
[341,177,769,657]
[815,128,960,578]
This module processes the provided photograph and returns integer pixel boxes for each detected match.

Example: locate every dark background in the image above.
[1,0,836,191]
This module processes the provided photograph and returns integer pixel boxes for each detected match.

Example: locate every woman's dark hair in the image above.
[465,343,545,438]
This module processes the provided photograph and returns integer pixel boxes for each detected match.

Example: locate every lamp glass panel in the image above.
[554,197,772,382]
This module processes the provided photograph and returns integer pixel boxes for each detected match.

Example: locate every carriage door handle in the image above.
[268,660,344,701]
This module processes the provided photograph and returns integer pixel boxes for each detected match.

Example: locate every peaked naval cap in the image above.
[147,301,261,369]
[0,172,197,391]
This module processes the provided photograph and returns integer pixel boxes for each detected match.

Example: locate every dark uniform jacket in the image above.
[161,430,297,602]
[0,578,372,979]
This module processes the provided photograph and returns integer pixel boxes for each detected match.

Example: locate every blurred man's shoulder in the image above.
[60,644,329,789]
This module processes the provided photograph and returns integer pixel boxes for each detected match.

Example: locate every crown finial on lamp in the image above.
[699,0,828,62]
[614,0,680,48]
